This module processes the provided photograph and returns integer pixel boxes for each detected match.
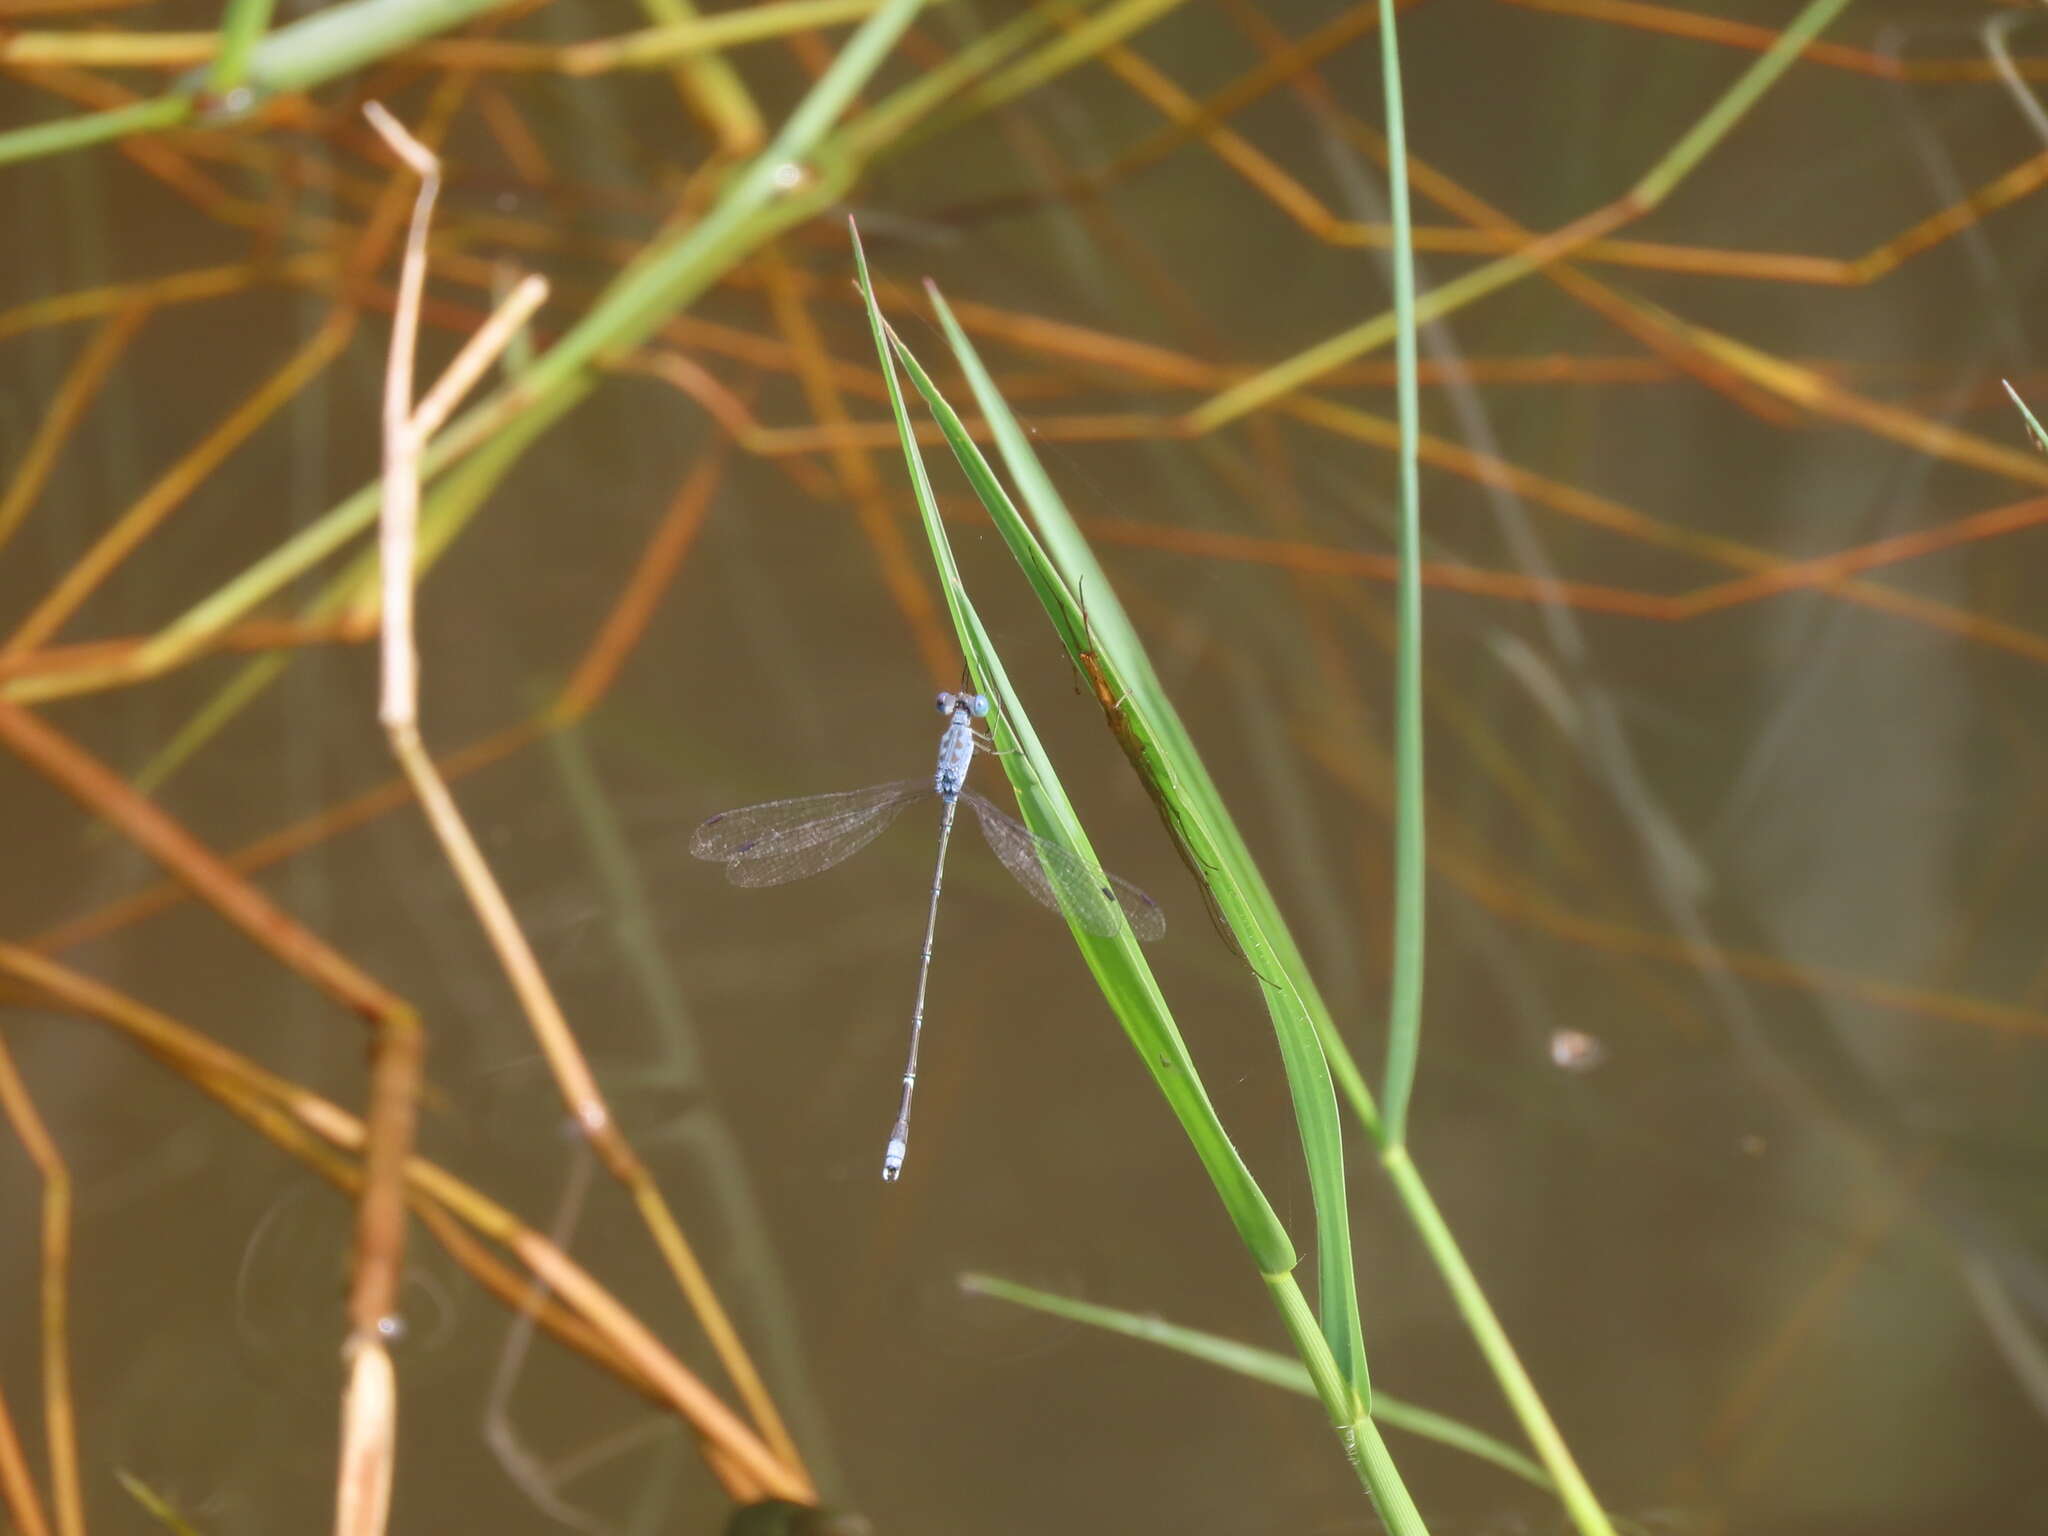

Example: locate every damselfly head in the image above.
[934,690,991,719]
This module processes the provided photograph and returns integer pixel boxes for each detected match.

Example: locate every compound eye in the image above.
[934,692,951,714]
[969,694,990,718]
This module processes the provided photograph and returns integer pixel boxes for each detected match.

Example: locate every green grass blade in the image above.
[0,97,191,169]
[828,6,1053,164]
[1375,0,1424,1149]
[243,0,526,95]
[958,1272,1555,1489]
[494,0,925,407]
[934,0,1193,120]
[123,369,565,792]
[904,284,1370,1409]
[629,0,765,150]
[850,222,1293,1276]
[116,1469,206,1535]
[49,0,918,692]
[1384,1148,1617,1536]
[1625,0,1860,208]
[0,0,510,164]
[1184,0,1861,433]
[206,0,279,97]
[2005,381,2048,456]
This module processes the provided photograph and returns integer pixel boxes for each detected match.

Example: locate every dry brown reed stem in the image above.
[620,293,2048,668]
[334,1341,396,1536]
[985,0,2048,437]
[1080,516,1669,616]
[901,285,2048,664]
[553,432,734,721]
[0,111,2031,655]
[1680,318,2048,488]
[1114,518,2048,1048]
[0,0,150,15]
[0,1039,78,1536]
[26,723,534,954]
[0,8,851,76]
[208,1054,776,1494]
[383,717,818,1489]
[6,63,239,218]
[364,99,443,732]
[33,416,735,955]
[0,252,335,341]
[473,82,554,183]
[1209,19,1810,423]
[9,0,2035,83]
[0,616,373,687]
[343,97,473,1536]
[613,351,837,499]
[1107,544,1688,1024]
[758,243,954,681]
[359,100,810,1497]
[0,70,470,677]
[177,1064,656,1402]
[0,944,811,1505]
[0,692,427,1531]
[1497,0,2048,82]
[1697,1154,1934,1467]
[0,309,356,655]
[65,12,2024,308]
[0,303,148,556]
[0,699,408,1021]
[68,537,1963,1039]
[5,28,2043,323]
[1670,495,2048,616]
[0,1381,51,1536]
[1294,725,2048,1039]
[28,394,739,954]
[1031,0,2048,295]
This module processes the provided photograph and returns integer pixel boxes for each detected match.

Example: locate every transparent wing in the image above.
[962,792,1166,941]
[690,780,930,887]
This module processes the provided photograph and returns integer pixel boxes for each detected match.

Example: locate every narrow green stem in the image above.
[833,5,1051,161]
[585,0,901,71]
[206,0,279,96]
[0,97,190,169]
[1272,1270,1434,1533]
[955,0,1192,116]
[1628,0,1860,207]
[1184,0,1862,431]
[1375,0,1424,1148]
[0,0,511,165]
[1382,1147,1617,1536]
[2004,382,2048,456]
[244,0,516,94]
[629,0,765,149]
[1344,1412,1431,1536]
[111,0,906,674]
[1262,1271,1356,1424]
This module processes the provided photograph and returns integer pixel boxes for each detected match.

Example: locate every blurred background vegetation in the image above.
[4,0,2048,1532]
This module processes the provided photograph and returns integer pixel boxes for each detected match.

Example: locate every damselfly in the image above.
[691,689,1164,1180]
